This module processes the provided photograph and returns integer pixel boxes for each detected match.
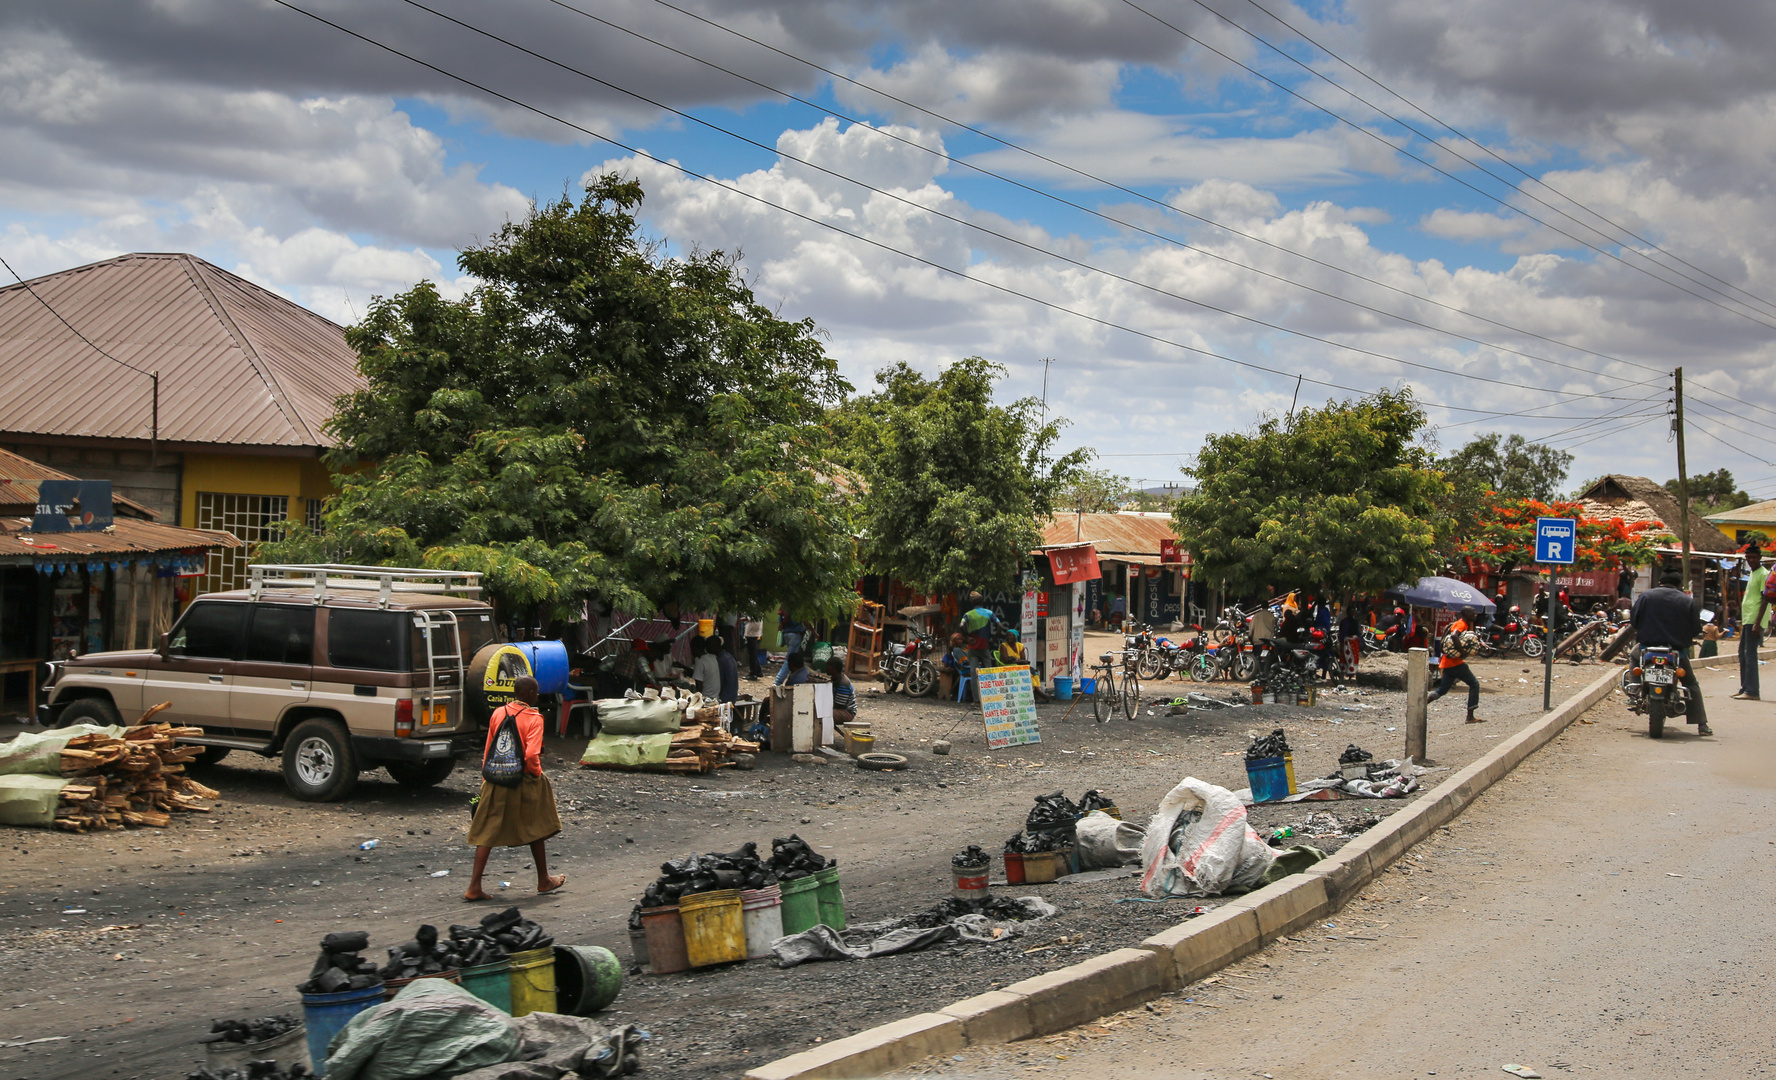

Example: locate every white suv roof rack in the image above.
[247,564,483,607]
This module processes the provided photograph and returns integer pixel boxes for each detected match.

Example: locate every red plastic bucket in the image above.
[1003,851,1026,885]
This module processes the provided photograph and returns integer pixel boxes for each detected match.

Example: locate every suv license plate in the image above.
[1646,668,1674,685]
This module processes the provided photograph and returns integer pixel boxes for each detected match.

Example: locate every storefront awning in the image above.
[0,517,238,568]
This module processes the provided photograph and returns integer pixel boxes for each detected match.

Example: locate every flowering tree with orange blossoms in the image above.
[1457,497,1665,573]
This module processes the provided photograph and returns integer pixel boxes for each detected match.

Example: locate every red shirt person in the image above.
[464,675,564,900]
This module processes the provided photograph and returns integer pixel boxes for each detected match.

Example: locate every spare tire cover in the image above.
[464,642,534,727]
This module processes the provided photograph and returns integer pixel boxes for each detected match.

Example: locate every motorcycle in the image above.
[1476,617,1545,658]
[878,633,939,697]
[1126,624,1168,681]
[1621,646,1690,739]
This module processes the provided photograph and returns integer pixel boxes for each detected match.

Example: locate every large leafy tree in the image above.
[1667,468,1752,515]
[1172,389,1450,596]
[1056,467,1139,513]
[836,358,1088,594]
[261,175,856,620]
[1458,497,1662,572]
[1442,432,1573,502]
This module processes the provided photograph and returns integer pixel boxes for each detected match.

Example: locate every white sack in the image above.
[1074,810,1146,869]
[1139,776,1276,897]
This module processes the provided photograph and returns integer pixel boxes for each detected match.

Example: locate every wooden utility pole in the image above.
[1675,367,1692,593]
[1405,648,1429,764]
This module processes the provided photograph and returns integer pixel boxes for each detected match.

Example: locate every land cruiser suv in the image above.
[39,565,496,801]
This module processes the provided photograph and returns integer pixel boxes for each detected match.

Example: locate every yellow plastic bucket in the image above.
[678,888,747,967]
[507,945,557,1017]
[697,618,715,638]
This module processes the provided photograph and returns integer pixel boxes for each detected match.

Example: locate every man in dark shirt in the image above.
[1630,570,1710,735]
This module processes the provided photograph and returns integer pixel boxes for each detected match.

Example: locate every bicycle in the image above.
[1091,650,1142,722]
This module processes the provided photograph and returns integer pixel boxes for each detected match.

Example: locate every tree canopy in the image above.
[1441,432,1573,502]
[1667,468,1752,515]
[1171,390,1450,596]
[834,357,1088,594]
[260,175,857,620]
[1056,467,1138,513]
[1457,497,1663,572]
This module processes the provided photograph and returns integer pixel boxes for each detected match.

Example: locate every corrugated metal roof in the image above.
[0,253,364,448]
[1041,511,1177,556]
[0,517,239,562]
[0,446,158,519]
[1705,499,1776,528]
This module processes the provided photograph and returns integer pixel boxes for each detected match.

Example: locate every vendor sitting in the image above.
[825,656,856,723]
[993,629,1027,667]
[777,649,812,686]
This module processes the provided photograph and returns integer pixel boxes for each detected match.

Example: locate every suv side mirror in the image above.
[157,632,170,659]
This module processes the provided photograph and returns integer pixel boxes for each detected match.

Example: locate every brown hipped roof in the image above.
[0,446,158,520]
[1576,474,1738,554]
[0,253,364,449]
[1041,511,1178,562]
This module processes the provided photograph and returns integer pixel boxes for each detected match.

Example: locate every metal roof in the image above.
[0,446,159,519]
[0,253,364,449]
[1041,511,1178,557]
[1705,499,1776,529]
[0,516,238,564]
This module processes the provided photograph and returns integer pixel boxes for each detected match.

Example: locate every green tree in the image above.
[1056,467,1138,513]
[1666,468,1752,514]
[1172,390,1451,596]
[838,358,1089,594]
[1442,432,1573,502]
[259,175,857,620]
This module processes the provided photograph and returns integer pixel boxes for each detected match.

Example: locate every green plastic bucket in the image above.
[553,945,623,1014]
[814,866,846,930]
[779,874,823,936]
[459,959,512,1014]
[810,642,833,666]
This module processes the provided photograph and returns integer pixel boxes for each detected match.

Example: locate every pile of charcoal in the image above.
[904,895,1045,929]
[447,918,512,969]
[1338,744,1374,765]
[185,1064,313,1080]
[1246,729,1292,760]
[297,931,381,994]
[1025,790,1080,835]
[199,1015,299,1046]
[1077,789,1117,815]
[950,844,990,870]
[379,924,462,981]
[639,842,779,908]
[1002,830,1063,854]
[768,835,833,881]
[475,906,552,953]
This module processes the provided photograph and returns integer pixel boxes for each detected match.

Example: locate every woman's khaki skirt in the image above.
[466,773,562,848]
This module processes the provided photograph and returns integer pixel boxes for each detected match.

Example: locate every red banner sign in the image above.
[1048,546,1102,584]
[1160,538,1182,564]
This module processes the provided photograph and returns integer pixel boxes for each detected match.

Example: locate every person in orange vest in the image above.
[1426,607,1483,724]
[464,676,565,900]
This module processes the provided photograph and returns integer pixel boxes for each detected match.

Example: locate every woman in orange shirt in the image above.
[464,675,565,900]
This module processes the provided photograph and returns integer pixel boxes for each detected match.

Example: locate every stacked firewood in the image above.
[55,706,220,832]
[664,704,759,773]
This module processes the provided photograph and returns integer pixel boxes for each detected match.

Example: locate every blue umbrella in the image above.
[1388,576,1497,613]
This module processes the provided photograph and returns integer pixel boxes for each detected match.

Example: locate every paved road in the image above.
[898,662,1776,1080]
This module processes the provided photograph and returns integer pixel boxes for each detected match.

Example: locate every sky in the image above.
[6,0,1776,498]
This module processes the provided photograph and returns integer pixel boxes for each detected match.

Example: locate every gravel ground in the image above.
[0,649,1607,1080]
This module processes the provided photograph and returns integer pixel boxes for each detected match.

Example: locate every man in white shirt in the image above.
[691,637,721,698]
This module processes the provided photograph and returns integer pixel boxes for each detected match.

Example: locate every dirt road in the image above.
[890,661,1776,1080]
[0,654,1583,1079]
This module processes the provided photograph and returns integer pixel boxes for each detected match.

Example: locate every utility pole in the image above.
[1675,367,1692,594]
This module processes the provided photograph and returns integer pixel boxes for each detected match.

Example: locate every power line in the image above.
[639,0,1673,380]
[267,0,1653,421]
[385,0,1650,404]
[521,0,1656,392]
[1119,0,1776,331]
[0,255,156,378]
[1229,0,1776,320]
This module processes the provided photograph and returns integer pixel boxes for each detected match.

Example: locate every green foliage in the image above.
[1442,432,1573,502]
[1172,389,1450,596]
[260,175,857,620]
[837,358,1089,594]
[1056,468,1138,513]
[1666,468,1752,515]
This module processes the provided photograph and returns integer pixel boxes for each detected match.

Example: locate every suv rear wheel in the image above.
[386,758,456,788]
[57,697,121,728]
[282,718,359,802]
[192,745,233,767]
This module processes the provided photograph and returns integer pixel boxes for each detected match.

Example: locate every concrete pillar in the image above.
[1405,647,1429,765]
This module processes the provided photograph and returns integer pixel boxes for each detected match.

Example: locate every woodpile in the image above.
[663,705,758,774]
[54,704,220,833]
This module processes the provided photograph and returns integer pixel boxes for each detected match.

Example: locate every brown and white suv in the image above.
[40,565,496,801]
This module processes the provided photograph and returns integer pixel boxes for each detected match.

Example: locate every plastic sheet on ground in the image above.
[1074,810,1146,869]
[592,697,681,736]
[579,732,674,769]
[1139,777,1276,898]
[449,1012,644,1080]
[0,724,125,776]
[325,979,520,1080]
[770,897,1058,967]
[0,774,72,827]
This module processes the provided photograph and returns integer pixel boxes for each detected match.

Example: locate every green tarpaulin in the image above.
[0,774,73,827]
[579,732,674,769]
[0,724,126,777]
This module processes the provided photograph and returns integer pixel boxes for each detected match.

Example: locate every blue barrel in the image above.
[1053,677,1073,700]
[1246,755,1291,804]
[301,982,385,1076]
[512,641,570,694]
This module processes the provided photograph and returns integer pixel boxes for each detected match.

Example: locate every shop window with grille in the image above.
[305,498,325,532]
[195,493,289,595]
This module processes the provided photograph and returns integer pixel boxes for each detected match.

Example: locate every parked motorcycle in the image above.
[878,633,939,697]
[1476,610,1545,658]
[1621,646,1690,739]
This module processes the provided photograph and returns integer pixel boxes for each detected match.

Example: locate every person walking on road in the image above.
[1427,606,1484,723]
[1633,570,1711,734]
[1735,545,1768,701]
[465,676,564,900]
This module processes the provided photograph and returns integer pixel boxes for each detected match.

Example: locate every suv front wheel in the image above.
[282,718,359,802]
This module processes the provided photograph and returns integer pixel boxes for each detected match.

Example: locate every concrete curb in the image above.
[743,653,1755,1080]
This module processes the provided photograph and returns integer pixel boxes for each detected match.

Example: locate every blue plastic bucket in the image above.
[512,641,570,694]
[1080,677,1097,695]
[1246,755,1291,804]
[301,982,385,1076]
[1053,677,1073,700]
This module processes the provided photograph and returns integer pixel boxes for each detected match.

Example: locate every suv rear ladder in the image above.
[413,608,463,728]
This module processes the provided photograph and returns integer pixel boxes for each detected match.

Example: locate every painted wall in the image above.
[178,452,334,526]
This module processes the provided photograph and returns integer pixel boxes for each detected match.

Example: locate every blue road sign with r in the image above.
[1535,517,1577,565]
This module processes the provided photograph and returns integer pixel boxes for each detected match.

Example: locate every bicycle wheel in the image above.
[1138,649,1167,681]
[1121,671,1140,717]
[1092,671,1115,722]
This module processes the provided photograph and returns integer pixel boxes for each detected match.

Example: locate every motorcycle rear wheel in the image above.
[1647,697,1666,739]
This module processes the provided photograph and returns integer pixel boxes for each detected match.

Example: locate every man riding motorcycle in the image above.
[1629,570,1711,736]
